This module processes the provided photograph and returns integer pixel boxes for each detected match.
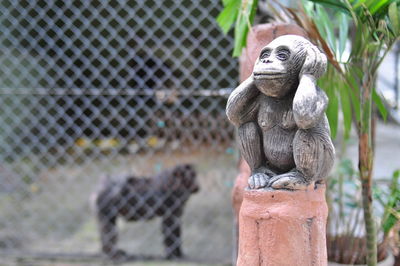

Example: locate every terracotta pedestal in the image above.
[232,159,251,220]
[237,185,328,266]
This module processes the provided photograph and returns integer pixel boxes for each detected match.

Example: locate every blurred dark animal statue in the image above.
[92,164,199,260]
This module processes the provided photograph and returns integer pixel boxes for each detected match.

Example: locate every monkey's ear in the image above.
[293,44,328,129]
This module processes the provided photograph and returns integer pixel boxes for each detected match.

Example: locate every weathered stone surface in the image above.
[227,32,335,191]
[232,23,309,216]
[239,23,308,82]
[237,185,328,266]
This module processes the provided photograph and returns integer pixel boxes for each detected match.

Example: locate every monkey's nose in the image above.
[262,59,273,64]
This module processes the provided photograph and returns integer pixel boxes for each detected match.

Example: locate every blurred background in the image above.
[0,1,239,265]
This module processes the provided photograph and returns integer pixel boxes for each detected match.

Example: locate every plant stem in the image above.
[358,73,377,265]
[360,168,377,266]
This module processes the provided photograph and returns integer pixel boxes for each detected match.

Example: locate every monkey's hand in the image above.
[267,170,309,190]
[248,167,276,189]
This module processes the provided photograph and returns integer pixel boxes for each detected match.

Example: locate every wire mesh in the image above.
[0,0,238,263]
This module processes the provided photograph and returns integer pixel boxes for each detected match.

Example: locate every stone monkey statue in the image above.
[226,35,334,190]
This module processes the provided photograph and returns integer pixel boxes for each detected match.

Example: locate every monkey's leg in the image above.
[97,209,127,260]
[98,215,118,255]
[238,122,263,171]
[162,215,182,259]
[269,126,334,190]
[238,122,272,189]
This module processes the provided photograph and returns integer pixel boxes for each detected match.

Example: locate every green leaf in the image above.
[338,12,349,60]
[389,169,400,205]
[232,0,258,57]
[307,0,351,15]
[388,2,400,34]
[311,6,325,34]
[383,214,398,234]
[216,0,240,34]
[372,87,388,121]
[345,78,361,122]
[340,80,352,138]
[233,11,249,56]
[326,83,339,138]
[374,192,387,206]
[302,0,316,15]
[393,169,400,179]
[367,0,392,15]
[345,67,362,121]
[380,169,400,233]
[352,0,368,9]
[315,5,336,53]
[350,22,366,58]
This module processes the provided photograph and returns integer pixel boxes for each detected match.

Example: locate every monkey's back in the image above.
[116,177,165,220]
[95,164,197,223]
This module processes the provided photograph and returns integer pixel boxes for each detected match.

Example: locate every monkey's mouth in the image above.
[254,72,287,79]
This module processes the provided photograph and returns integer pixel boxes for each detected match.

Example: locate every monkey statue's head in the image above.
[253,35,326,98]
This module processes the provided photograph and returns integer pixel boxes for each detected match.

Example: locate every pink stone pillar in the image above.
[237,185,328,266]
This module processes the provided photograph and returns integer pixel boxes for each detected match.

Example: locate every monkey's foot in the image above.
[166,249,183,260]
[248,173,269,189]
[105,249,128,262]
[248,167,276,189]
[247,173,270,189]
[268,171,309,190]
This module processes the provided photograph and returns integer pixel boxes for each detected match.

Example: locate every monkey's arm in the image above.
[226,75,260,127]
[293,74,328,129]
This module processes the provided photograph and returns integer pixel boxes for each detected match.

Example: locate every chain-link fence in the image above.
[0,1,239,264]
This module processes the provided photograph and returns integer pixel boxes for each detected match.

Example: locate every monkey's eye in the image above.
[260,50,271,59]
[276,49,290,61]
